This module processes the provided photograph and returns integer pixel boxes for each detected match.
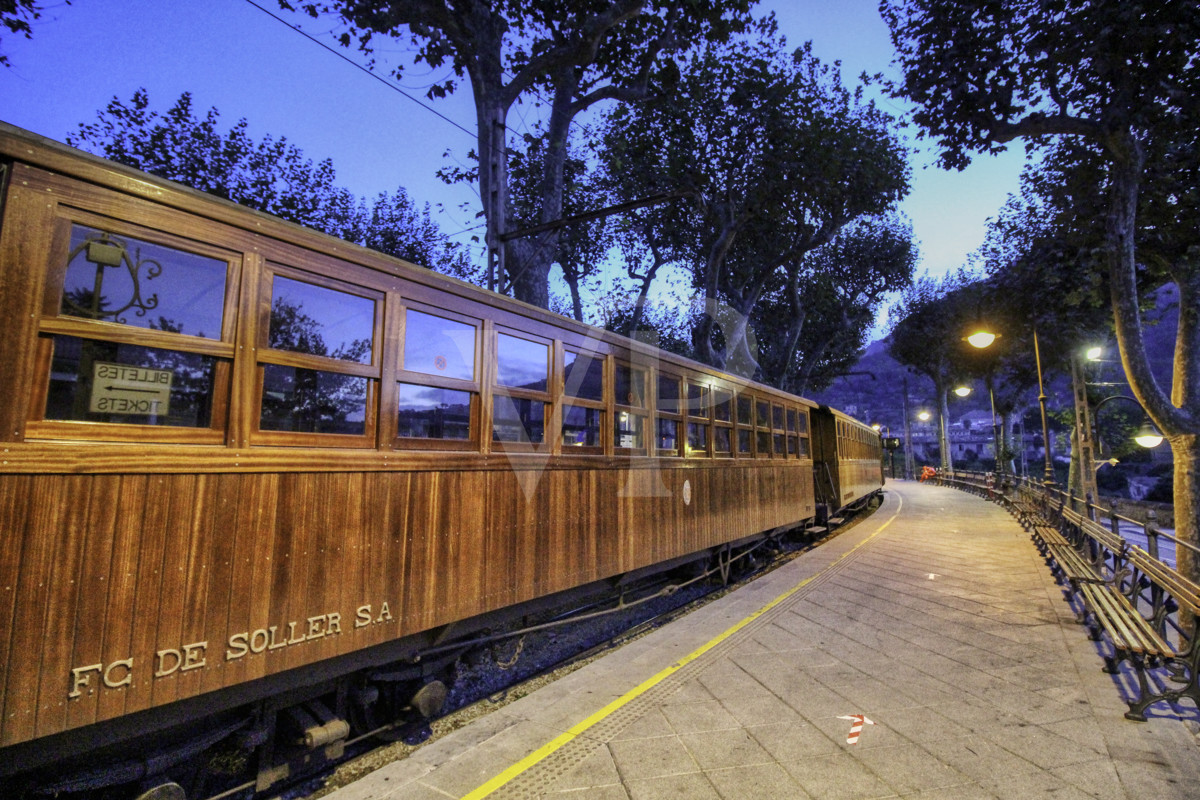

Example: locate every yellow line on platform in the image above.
[460,493,903,799]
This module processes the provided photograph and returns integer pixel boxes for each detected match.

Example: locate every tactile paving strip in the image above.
[486,525,885,799]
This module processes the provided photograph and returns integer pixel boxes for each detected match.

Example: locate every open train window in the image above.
[561,347,605,453]
[492,330,550,447]
[395,305,480,449]
[30,218,240,443]
[254,267,381,445]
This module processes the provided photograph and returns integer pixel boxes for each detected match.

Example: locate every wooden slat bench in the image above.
[1062,507,1200,721]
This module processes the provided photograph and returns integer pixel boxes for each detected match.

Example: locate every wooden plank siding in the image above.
[0,461,814,747]
[0,124,843,753]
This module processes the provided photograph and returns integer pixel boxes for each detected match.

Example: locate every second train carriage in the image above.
[0,123,883,798]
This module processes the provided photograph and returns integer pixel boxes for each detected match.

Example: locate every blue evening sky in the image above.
[0,0,1029,329]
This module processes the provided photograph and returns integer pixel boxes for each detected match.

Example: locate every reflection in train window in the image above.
[562,404,602,447]
[563,350,604,400]
[713,389,731,422]
[657,417,679,453]
[44,335,218,427]
[657,374,680,413]
[497,334,548,391]
[615,410,644,449]
[404,309,476,380]
[615,363,645,407]
[260,364,367,434]
[397,384,472,439]
[687,422,708,454]
[492,396,545,443]
[737,395,752,425]
[62,225,227,339]
[269,276,374,363]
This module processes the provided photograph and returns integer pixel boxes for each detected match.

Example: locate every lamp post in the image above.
[967,324,1056,486]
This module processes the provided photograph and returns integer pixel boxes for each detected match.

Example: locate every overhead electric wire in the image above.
[243,0,476,140]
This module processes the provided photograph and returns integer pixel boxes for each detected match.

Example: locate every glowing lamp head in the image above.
[871,423,881,431]
[954,386,972,397]
[1086,346,1103,361]
[917,411,931,421]
[966,330,996,348]
[1134,423,1164,449]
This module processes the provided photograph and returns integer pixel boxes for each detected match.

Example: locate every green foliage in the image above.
[599,22,909,377]
[280,0,754,308]
[67,89,475,279]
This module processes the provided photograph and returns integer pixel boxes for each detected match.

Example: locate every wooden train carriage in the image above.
[810,406,885,513]
[0,123,821,766]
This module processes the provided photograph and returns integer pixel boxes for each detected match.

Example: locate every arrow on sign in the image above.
[837,714,875,745]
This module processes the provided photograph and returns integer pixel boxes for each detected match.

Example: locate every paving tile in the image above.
[853,742,972,794]
[705,763,813,800]
[781,751,897,799]
[678,727,774,771]
[660,699,742,734]
[624,771,721,800]
[608,735,699,781]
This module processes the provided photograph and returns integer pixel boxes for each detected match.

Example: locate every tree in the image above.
[889,273,986,472]
[882,0,1200,587]
[67,89,473,277]
[281,0,752,310]
[1,0,68,67]
[508,131,612,323]
[600,27,909,377]
[756,216,916,394]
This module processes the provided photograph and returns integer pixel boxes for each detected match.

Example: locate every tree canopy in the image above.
[883,0,1200,584]
[280,0,753,309]
[67,89,474,279]
[599,25,910,378]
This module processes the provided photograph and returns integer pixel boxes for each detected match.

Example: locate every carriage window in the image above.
[737,395,753,425]
[397,384,472,439]
[687,422,708,454]
[44,335,219,427]
[657,374,680,413]
[615,411,644,449]
[404,309,476,380]
[269,276,374,363]
[260,365,367,434]
[562,404,602,447]
[564,350,604,400]
[492,396,545,444]
[497,334,548,391]
[714,390,732,422]
[756,401,770,429]
[687,383,708,418]
[738,428,751,454]
[615,363,646,407]
[656,417,679,452]
[62,225,227,339]
[714,426,731,453]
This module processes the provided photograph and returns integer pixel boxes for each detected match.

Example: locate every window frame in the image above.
[393,301,482,451]
[27,211,242,444]
[490,326,552,450]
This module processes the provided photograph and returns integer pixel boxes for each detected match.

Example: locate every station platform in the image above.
[319,480,1200,800]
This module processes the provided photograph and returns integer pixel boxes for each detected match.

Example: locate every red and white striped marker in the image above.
[837,714,875,745]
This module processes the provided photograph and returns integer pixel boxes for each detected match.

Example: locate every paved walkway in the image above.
[323,480,1200,799]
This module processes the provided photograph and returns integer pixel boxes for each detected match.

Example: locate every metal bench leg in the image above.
[1124,653,1158,722]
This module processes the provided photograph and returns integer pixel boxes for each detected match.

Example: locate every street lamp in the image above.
[1134,422,1165,449]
